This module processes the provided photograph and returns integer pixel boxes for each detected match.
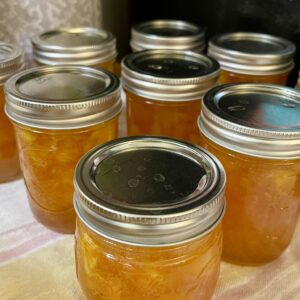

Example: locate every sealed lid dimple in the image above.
[32,27,117,65]
[122,50,220,101]
[94,149,211,211]
[74,137,226,246]
[126,52,216,78]
[199,84,300,159]
[208,32,295,75]
[130,20,206,52]
[5,65,122,130]
[0,42,25,84]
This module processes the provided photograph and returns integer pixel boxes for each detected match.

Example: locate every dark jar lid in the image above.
[199,83,300,159]
[130,19,206,53]
[74,136,226,246]
[5,65,121,130]
[208,32,295,75]
[122,50,220,102]
[32,27,117,66]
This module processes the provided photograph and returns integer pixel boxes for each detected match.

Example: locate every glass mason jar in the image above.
[208,32,295,84]
[122,50,220,144]
[0,42,25,182]
[74,137,226,300]
[198,83,300,265]
[5,66,122,233]
[31,27,118,74]
[130,19,206,53]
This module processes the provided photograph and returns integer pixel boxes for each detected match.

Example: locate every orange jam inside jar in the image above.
[208,32,295,85]
[32,27,118,75]
[122,50,220,144]
[5,66,122,233]
[0,42,25,182]
[130,20,206,53]
[74,137,226,300]
[198,83,300,265]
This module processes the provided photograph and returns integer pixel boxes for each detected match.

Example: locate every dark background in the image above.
[106,0,300,85]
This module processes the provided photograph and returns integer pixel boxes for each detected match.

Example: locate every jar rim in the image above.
[208,32,295,75]
[74,136,226,246]
[0,42,25,84]
[121,50,220,101]
[32,27,117,65]
[5,65,122,130]
[130,19,206,52]
[199,83,300,159]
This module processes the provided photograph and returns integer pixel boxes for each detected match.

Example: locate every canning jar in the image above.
[74,136,226,300]
[0,42,25,182]
[32,27,118,74]
[208,32,295,84]
[198,83,300,265]
[5,66,122,233]
[130,19,206,53]
[122,50,220,143]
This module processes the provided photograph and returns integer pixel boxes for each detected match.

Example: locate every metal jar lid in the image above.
[32,27,117,66]
[5,65,122,130]
[74,136,226,246]
[199,83,300,159]
[121,50,220,101]
[0,42,25,85]
[130,20,206,53]
[208,32,295,75]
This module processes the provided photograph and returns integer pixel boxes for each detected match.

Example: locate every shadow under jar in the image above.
[31,27,118,74]
[5,66,122,233]
[122,50,220,144]
[208,32,295,84]
[198,83,300,265]
[0,42,25,182]
[74,136,226,300]
[130,19,206,53]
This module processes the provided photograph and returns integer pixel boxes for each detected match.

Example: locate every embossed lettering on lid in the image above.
[199,83,300,159]
[74,137,226,246]
[122,50,220,101]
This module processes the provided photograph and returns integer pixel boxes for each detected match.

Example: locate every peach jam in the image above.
[74,137,226,300]
[198,83,300,265]
[208,32,295,84]
[31,27,117,74]
[122,50,220,143]
[5,66,121,233]
[130,19,206,52]
[0,42,24,182]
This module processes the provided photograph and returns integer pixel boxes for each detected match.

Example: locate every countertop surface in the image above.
[0,178,300,300]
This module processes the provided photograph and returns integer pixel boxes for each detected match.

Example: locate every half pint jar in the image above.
[5,66,122,233]
[130,19,206,52]
[0,42,25,182]
[122,50,220,143]
[74,137,226,300]
[198,83,300,265]
[32,27,118,74]
[208,32,295,84]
